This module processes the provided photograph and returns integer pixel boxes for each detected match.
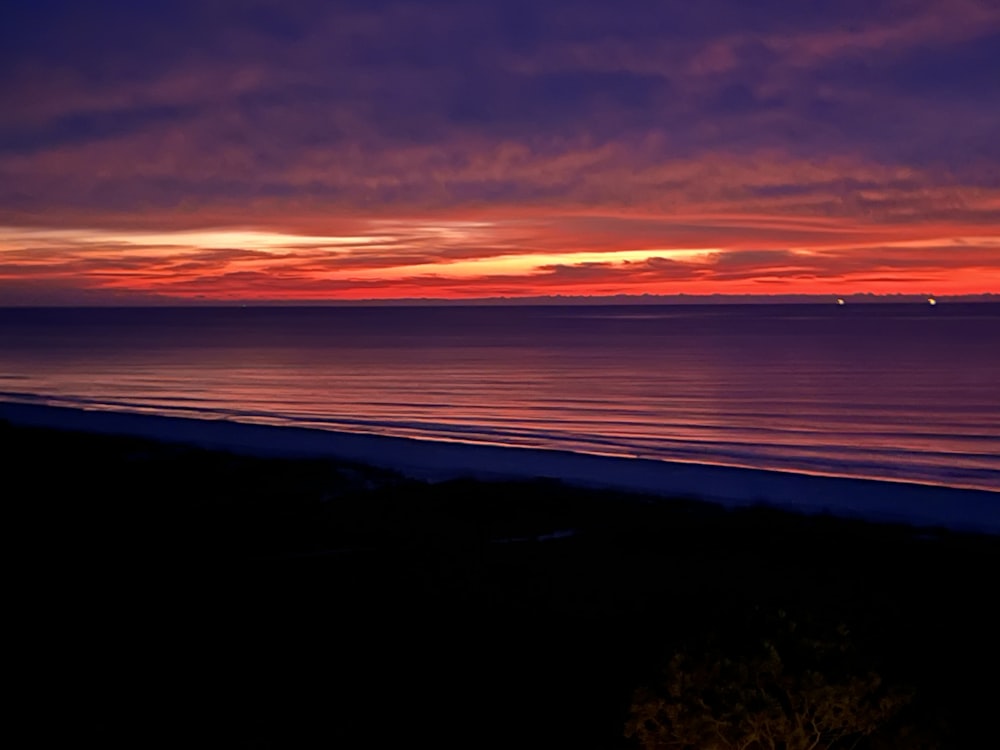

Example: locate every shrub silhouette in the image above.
[625,611,912,750]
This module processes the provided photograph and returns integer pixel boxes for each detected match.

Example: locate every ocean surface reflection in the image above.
[1,304,998,491]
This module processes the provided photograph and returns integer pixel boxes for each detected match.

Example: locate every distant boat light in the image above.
[837,298,845,306]
[928,297,937,306]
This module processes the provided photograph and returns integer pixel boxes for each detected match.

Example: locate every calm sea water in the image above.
[1,304,998,492]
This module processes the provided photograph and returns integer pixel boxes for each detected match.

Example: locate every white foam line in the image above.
[2,401,998,534]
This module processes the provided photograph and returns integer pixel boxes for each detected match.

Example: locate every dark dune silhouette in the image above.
[6,418,998,748]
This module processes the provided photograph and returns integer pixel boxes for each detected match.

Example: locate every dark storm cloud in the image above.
[5,0,998,171]
[0,105,197,155]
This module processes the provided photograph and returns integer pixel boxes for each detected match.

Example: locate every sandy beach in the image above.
[2,400,997,534]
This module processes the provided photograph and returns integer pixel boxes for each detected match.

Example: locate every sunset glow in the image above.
[1,0,998,303]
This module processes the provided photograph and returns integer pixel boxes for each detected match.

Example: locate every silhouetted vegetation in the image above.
[4,419,998,748]
[626,610,913,750]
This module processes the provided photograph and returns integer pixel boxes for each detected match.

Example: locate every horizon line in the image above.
[2,292,998,308]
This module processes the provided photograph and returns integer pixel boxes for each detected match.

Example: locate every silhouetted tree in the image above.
[625,612,912,750]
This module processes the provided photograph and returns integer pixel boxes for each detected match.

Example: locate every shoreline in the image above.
[3,400,997,534]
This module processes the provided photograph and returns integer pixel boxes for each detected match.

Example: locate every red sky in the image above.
[1,0,999,303]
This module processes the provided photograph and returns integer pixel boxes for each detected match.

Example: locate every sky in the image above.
[1,0,999,304]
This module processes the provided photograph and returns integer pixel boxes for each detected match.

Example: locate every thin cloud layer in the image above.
[1,0,998,302]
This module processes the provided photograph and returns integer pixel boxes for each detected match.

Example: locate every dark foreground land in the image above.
[5,419,999,748]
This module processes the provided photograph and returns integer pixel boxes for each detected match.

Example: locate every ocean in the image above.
[1,303,998,492]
